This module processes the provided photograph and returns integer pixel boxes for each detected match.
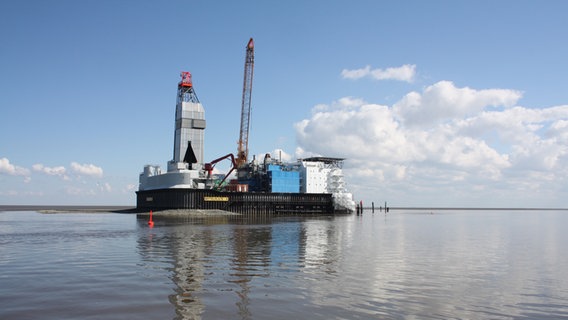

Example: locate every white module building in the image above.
[299,157,355,212]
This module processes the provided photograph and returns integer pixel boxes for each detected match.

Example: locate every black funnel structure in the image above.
[183,141,198,164]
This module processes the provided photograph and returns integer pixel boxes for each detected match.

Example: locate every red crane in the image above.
[236,38,255,168]
[203,153,237,188]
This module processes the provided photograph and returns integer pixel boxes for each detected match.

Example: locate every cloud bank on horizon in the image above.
[1,160,104,180]
[295,65,568,207]
[0,158,134,203]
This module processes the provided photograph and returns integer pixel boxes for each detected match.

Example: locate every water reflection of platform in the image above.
[135,215,342,318]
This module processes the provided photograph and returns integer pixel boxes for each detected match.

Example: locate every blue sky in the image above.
[2,1,568,207]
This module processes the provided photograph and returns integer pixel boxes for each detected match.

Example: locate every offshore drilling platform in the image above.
[137,39,355,214]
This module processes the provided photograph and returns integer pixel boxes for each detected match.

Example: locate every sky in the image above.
[1,1,568,207]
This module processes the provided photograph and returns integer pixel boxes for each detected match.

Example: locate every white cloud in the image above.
[0,157,30,176]
[394,81,523,127]
[98,182,112,192]
[0,190,19,196]
[32,163,67,177]
[0,190,44,197]
[455,105,568,173]
[341,65,371,80]
[252,149,293,164]
[337,97,366,109]
[341,64,416,82]
[70,162,103,178]
[66,186,96,196]
[271,149,293,162]
[124,184,137,193]
[295,81,568,207]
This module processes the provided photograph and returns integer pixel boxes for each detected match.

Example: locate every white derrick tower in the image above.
[170,71,206,171]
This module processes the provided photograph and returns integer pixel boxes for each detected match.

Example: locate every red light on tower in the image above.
[179,71,193,87]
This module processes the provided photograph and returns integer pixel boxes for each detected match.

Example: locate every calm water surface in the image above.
[1,210,567,319]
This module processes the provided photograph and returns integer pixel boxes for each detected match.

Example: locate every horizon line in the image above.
[2,205,568,212]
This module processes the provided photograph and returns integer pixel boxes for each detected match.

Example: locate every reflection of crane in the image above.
[236,38,255,168]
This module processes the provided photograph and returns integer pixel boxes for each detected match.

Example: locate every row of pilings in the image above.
[356,201,389,215]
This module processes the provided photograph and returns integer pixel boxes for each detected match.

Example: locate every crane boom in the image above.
[236,38,255,167]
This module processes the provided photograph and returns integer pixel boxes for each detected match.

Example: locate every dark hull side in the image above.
[136,188,336,214]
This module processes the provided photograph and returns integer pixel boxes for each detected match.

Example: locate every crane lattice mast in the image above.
[236,38,255,168]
